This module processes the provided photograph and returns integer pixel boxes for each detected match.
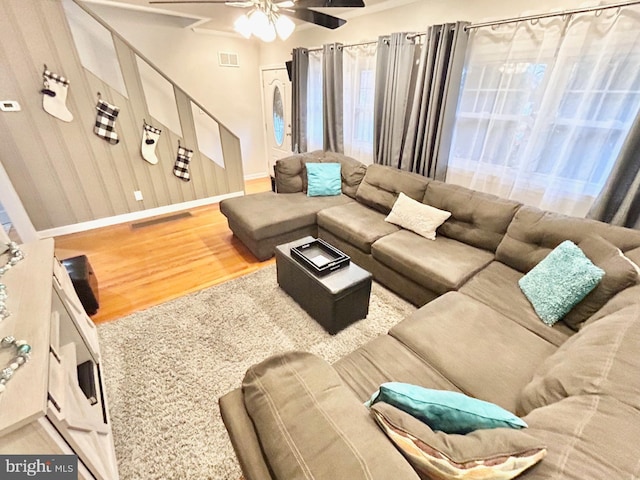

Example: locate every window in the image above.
[304,44,377,161]
[447,12,640,217]
[343,45,377,163]
[273,85,285,147]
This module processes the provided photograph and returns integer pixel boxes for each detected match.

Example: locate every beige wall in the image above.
[90,4,268,178]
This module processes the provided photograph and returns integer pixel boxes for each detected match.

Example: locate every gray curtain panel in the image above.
[588,112,640,229]
[323,43,344,153]
[374,25,468,178]
[374,32,417,168]
[291,48,309,154]
[400,22,469,180]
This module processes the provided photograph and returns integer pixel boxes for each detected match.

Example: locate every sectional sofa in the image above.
[219,152,640,480]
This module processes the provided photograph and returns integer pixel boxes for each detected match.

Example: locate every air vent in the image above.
[218,52,239,68]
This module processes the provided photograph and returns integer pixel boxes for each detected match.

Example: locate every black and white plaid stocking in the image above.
[94,98,120,145]
[173,145,193,182]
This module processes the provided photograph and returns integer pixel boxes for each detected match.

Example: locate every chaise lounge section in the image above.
[220,151,365,261]
[219,152,640,480]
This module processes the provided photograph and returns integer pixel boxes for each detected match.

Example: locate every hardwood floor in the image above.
[54,177,274,324]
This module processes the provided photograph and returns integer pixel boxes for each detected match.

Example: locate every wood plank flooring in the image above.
[54,177,274,324]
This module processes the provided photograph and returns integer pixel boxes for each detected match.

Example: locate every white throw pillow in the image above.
[385,192,451,240]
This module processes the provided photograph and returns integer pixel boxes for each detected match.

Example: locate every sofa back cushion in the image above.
[562,235,640,329]
[423,182,521,252]
[274,151,366,197]
[495,206,640,273]
[274,154,306,193]
[522,394,640,480]
[517,302,640,416]
[355,164,430,214]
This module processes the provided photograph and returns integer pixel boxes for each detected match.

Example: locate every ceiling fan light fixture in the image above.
[259,22,277,42]
[275,14,295,40]
[235,3,293,42]
[233,13,253,38]
[248,8,269,34]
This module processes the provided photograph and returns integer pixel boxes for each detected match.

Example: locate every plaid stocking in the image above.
[173,145,193,182]
[94,98,120,145]
[41,67,73,122]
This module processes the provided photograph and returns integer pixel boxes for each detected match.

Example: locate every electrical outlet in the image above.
[134,190,143,201]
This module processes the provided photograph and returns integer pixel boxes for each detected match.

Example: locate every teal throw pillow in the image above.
[364,382,527,434]
[518,240,605,326]
[306,162,342,197]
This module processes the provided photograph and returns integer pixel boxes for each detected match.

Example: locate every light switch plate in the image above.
[0,101,21,112]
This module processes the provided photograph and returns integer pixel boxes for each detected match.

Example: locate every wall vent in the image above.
[218,52,239,67]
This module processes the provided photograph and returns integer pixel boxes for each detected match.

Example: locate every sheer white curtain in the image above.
[447,8,640,217]
[306,50,324,152]
[343,43,377,164]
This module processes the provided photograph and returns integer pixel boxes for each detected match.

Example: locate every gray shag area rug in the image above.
[98,264,416,480]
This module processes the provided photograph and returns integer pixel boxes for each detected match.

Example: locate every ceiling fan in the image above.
[148,0,366,31]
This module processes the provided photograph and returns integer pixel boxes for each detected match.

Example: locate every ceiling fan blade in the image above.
[283,8,346,29]
[290,0,364,7]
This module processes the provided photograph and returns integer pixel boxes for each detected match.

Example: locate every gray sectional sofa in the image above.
[219,152,640,480]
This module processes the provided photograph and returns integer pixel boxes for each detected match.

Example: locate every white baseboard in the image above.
[244,172,270,180]
[38,191,244,238]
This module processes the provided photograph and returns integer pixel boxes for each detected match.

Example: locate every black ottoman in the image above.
[275,237,372,334]
[61,255,99,316]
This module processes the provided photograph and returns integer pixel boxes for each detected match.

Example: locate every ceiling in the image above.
[80,0,417,36]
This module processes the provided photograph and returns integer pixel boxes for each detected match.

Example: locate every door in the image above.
[261,67,292,177]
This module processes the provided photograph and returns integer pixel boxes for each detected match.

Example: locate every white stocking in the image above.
[141,122,161,165]
[41,68,73,123]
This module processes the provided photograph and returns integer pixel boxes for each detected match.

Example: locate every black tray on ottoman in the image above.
[290,238,350,276]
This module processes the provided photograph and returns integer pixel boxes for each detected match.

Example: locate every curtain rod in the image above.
[306,40,378,52]
[466,0,640,30]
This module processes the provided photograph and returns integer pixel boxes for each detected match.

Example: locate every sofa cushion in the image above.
[372,230,494,294]
[318,202,399,254]
[518,302,640,416]
[389,292,558,413]
[522,395,640,480]
[355,164,429,214]
[625,245,640,270]
[562,235,640,329]
[365,383,527,434]
[220,191,352,242]
[424,181,521,252]
[333,335,460,402]
[242,351,421,480]
[274,151,366,197]
[385,193,451,240]
[584,282,640,326]
[459,262,573,346]
[495,205,640,273]
[518,240,605,326]
[274,155,306,193]
[371,403,546,480]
